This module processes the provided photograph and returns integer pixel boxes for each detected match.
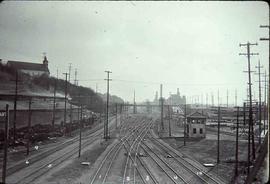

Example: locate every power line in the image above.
[104,70,112,140]
[239,41,258,175]
[255,60,263,144]
[68,63,72,83]
[63,72,69,135]
[112,79,242,86]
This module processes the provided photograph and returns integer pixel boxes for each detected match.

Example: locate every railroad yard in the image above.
[0,1,269,184]
[0,111,266,184]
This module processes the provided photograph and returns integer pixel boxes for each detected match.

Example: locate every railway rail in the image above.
[5,116,122,184]
[147,132,226,184]
[89,117,151,184]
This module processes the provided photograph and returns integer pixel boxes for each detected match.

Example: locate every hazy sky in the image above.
[0,1,269,104]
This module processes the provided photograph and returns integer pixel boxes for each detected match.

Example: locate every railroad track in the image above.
[122,122,158,184]
[122,119,155,184]
[120,117,188,184]
[147,133,226,184]
[14,135,100,184]
[4,115,124,175]
[140,142,188,184]
[89,117,150,184]
[6,116,124,184]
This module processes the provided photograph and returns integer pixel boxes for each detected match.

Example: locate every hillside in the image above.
[0,63,124,113]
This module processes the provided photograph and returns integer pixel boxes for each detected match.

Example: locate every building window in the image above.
[200,128,203,134]
[193,128,196,134]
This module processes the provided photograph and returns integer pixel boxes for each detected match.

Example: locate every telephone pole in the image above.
[217,89,220,106]
[243,102,246,126]
[255,60,263,144]
[115,103,118,129]
[206,93,208,107]
[201,93,203,106]
[26,98,32,155]
[239,41,258,171]
[259,23,269,139]
[63,72,68,135]
[211,92,214,106]
[226,89,229,107]
[2,104,9,184]
[74,68,78,85]
[68,63,72,83]
[52,77,57,130]
[168,105,171,137]
[13,70,18,145]
[184,103,187,146]
[263,72,267,134]
[217,106,220,164]
[78,103,82,157]
[133,90,136,114]
[69,103,73,135]
[160,84,164,130]
[234,106,240,179]
[235,89,237,107]
[104,71,112,140]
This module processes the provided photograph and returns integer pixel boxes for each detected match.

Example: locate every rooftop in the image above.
[7,60,49,72]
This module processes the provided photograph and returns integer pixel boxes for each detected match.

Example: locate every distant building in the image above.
[7,56,50,77]
[186,111,206,138]
[166,88,186,105]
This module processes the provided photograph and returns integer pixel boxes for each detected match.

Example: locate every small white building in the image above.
[186,111,206,138]
[7,56,50,77]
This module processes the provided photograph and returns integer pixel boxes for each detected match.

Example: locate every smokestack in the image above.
[160,84,163,99]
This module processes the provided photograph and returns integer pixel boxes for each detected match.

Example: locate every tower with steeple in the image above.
[43,54,48,67]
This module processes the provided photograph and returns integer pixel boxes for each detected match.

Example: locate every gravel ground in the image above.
[35,138,114,184]
[155,118,268,184]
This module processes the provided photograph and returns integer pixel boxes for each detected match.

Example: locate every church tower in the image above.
[43,55,48,67]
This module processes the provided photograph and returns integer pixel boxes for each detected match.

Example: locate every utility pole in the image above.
[263,72,267,134]
[201,93,203,106]
[115,103,118,129]
[184,103,187,146]
[168,105,171,137]
[217,106,220,164]
[26,98,32,155]
[96,83,98,94]
[255,60,263,144]
[234,106,239,179]
[78,103,82,157]
[78,95,80,126]
[2,104,9,184]
[74,68,78,85]
[13,70,18,145]
[69,103,73,135]
[226,89,229,108]
[206,93,208,107]
[259,24,269,137]
[211,92,214,107]
[68,63,72,83]
[239,42,258,163]
[104,71,112,140]
[63,73,68,135]
[243,102,246,126]
[217,89,220,106]
[235,89,237,107]
[52,77,57,130]
[133,90,136,114]
[160,84,164,130]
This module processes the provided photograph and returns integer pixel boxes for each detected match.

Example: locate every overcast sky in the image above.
[0,1,269,105]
